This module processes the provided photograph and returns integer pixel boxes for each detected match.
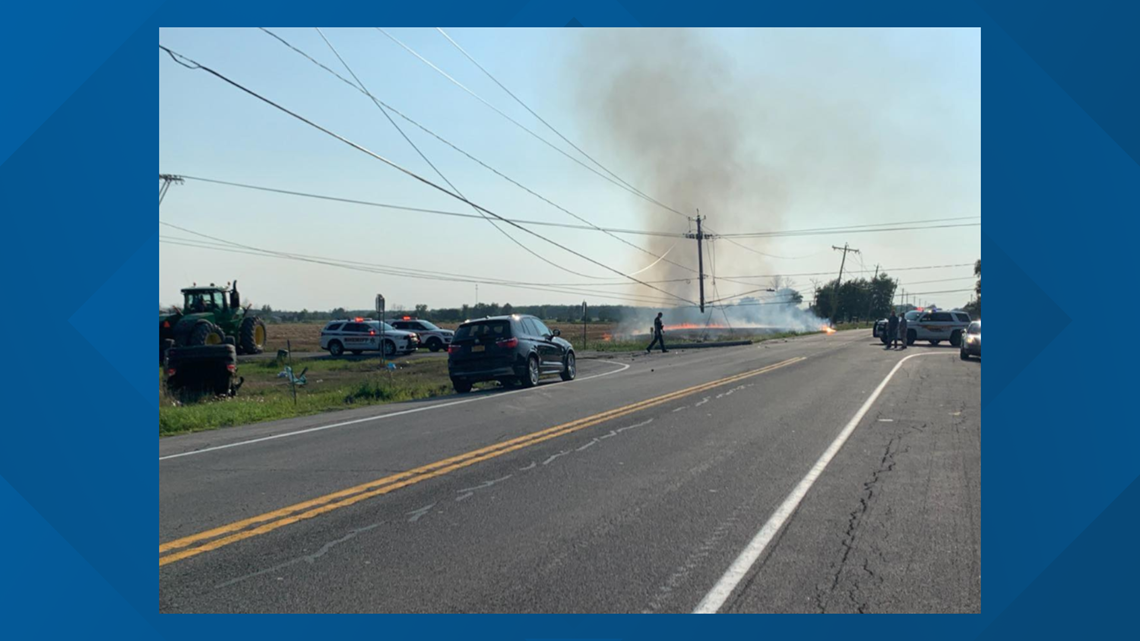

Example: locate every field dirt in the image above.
[263,321,622,353]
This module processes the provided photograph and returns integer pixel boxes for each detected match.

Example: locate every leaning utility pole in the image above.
[864,263,880,320]
[159,173,183,206]
[830,243,860,323]
[685,212,710,313]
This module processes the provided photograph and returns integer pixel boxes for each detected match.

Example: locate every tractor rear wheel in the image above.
[188,321,225,347]
[240,316,267,354]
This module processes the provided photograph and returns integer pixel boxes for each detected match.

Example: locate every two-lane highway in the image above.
[159,330,980,613]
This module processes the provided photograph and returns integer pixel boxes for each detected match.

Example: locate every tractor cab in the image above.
[161,280,266,361]
[183,287,227,314]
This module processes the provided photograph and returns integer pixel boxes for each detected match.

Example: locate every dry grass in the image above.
[260,322,622,353]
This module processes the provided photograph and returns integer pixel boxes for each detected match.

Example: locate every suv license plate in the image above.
[471,345,484,352]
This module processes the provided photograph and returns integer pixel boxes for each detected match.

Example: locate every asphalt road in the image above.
[159,330,980,613]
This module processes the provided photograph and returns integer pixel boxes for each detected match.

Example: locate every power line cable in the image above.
[171,174,683,237]
[159,44,696,305]
[434,27,682,218]
[261,28,694,275]
[159,232,683,307]
[378,27,689,219]
[312,28,603,280]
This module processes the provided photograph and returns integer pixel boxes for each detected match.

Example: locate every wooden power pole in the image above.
[830,243,860,323]
[685,213,710,313]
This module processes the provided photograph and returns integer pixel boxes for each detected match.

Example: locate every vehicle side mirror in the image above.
[552,329,561,337]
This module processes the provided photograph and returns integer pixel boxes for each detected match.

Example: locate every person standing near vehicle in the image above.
[896,312,909,349]
[886,310,899,350]
[646,312,668,353]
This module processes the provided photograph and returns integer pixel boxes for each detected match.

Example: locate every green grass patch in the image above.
[159,357,469,437]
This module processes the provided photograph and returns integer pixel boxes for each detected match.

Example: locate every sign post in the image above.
[581,301,588,351]
[375,294,386,370]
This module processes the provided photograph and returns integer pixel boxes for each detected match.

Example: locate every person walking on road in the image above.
[896,312,909,349]
[646,312,668,353]
[886,310,899,350]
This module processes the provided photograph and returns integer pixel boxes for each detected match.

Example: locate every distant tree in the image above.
[414,304,428,317]
[502,303,513,315]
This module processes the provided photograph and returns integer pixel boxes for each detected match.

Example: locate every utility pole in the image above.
[864,263,880,320]
[159,174,183,206]
[685,212,711,313]
[830,243,860,324]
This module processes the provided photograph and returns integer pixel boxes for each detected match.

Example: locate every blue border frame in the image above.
[2,1,1137,636]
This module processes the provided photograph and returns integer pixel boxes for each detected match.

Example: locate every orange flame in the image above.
[822,325,837,335]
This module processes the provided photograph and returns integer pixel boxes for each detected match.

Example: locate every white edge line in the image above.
[159,359,631,461]
[692,352,947,614]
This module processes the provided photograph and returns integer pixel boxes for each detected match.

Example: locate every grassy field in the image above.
[261,321,810,354]
[159,355,475,437]
[161,327,833,436]
[262,321,620,354]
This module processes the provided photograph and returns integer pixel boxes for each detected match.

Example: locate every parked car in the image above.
[960,320,981,359]
[319,318,419,357]
[390,317,454,352]
[447,315,576,393]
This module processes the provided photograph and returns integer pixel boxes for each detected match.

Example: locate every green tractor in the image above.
[159,281,267,362]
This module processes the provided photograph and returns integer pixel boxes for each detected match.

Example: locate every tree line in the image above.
[809,273,899,323]
[255,302,645,324]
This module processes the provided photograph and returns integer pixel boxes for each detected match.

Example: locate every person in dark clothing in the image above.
[896,313,909,349]
[646,312,668,353]
[886,311,899,350]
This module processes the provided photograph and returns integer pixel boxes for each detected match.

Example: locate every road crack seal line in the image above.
[406,503,435,523]
[214,521,384,590]
[160,357,806,566]
[576,438,600,452]
[543,450,571,466]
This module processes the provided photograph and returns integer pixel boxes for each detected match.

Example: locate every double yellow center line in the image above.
[159,356,805,566]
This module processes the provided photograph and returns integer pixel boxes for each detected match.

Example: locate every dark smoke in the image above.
[571,29,789,300]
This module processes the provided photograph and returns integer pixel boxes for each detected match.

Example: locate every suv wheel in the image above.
[950,330,962,347]
[560,352,577,381]
[328,340,344,356]
[383,340,397,357]
[452,378,472,394]
[960,346,970,360]
[907,329,916,345]
[427,337,442,352]
[520,355,540,388]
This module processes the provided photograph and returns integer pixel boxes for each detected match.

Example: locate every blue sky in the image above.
[159,28,980,312]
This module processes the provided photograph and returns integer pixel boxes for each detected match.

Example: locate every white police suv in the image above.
[319,318,420,357]
[390,317,454,352]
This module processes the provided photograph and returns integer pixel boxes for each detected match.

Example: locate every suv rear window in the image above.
[325,323,344,332]
[931,312,953,322]
[343,323,369,333]
[455,320,511,342]
[954,313,971,322]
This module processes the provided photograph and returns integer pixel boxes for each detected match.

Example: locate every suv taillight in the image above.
[448,344,461,355]
[166,368,176,376]
[497,337,519,349]
[226,364,236,372]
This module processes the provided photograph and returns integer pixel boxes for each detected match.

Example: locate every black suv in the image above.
[447,315,576,393]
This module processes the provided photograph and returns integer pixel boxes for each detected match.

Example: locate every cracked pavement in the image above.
[160,331,980,613]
